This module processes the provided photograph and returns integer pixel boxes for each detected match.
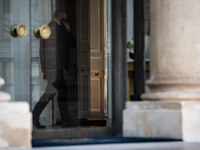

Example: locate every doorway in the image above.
[90,0,107,119]
[56,0,108,126]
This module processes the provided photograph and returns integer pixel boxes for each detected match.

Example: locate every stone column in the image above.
[0,77,32,148]
[123,0,200,141]
[142,0,200,100]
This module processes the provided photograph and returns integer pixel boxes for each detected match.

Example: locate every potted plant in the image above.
[127,37,134,59]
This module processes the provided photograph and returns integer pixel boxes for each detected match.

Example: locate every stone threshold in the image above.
[32,127,115,140]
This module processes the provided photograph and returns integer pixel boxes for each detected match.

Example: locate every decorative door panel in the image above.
[0,0,31,102]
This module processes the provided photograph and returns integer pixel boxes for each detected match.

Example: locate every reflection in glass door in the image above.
[0,0,109,135]
[0,0,90,128]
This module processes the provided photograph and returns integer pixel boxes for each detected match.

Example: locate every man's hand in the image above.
[64,22,71,32]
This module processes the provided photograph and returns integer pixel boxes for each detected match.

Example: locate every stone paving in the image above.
[3,142,200,150]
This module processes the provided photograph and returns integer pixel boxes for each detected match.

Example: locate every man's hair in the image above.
[52,10,66,20]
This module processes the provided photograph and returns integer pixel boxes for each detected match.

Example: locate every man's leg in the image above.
[57,87,74,127]
[32,92,56,129]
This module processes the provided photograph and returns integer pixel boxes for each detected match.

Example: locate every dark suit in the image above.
[33,21,76,127]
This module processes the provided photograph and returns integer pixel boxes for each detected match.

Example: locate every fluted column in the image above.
[141,0,200,100]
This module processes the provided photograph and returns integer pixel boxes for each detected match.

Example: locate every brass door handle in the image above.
[10,24,27,37]
[95,72,105,77]
[34,25,51,39]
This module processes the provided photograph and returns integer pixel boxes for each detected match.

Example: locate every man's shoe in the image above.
[33,120,46,129]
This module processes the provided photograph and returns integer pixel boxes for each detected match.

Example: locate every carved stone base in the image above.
[123,101,200,141]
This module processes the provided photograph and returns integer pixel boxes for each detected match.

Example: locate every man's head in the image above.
[52,10,67,24]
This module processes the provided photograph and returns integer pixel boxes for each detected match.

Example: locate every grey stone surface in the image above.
[2,142,200,150]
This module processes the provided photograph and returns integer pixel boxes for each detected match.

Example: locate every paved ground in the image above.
[3,142,200,150]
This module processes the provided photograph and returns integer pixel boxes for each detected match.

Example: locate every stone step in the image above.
[32,127,115,140]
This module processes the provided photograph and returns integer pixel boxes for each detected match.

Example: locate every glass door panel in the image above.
[0,0,108,134]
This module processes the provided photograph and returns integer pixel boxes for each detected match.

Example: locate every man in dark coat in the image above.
[32,10,76,128]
